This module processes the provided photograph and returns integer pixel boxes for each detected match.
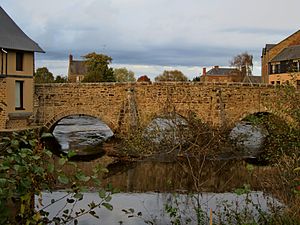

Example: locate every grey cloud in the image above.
[220,28,295,36]
[3,0,300,74]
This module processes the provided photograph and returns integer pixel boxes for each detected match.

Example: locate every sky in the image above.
[1,0,300,80]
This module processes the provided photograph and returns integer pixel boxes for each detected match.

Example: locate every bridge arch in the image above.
[44,111,116,133]
[237,109,294,128]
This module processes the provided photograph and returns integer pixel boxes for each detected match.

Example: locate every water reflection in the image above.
[52,115,113,151]
[36,191,282,225]
[229,121,268,155]
[45,115,280,224]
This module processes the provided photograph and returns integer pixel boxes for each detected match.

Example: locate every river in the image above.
[40,115,281,224]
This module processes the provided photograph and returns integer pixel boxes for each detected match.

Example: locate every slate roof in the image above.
[0,7,44,52]
[69,60,87,75]
[271,45,300,62]
[265,44,276,51]
[262,44,276,55]
[206,67,239,76]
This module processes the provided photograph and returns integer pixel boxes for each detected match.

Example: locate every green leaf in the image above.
[47,164,54,173]
[102,202,113,211]
[32,155,41,160]
[246,164,254,172]
[41,133,53,138]
[74,193,83,200]
[0,178,7,186]
[44,150,53,158]
[29,140,36,147]
[58,175,69,184]
[98,190,106,199]
[67,150,77,158]
[33,166,44,175]
[105,195,112,202]
[129,208,134,213]
[59,158,67,166]
[75,172,90,182]
[2,137,10,141]
[11,140,19,147]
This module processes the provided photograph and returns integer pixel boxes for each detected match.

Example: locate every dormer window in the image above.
[16,52,23,71]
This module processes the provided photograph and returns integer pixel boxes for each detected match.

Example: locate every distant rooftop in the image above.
[206,66,239,76]
[68,55,87,76]
[0,7,44,52]
[271,45,300,62]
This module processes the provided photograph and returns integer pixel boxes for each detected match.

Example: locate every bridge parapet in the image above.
[32,82,279,134]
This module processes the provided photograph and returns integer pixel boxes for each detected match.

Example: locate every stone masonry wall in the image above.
[33,82,276,134]
[0,78,7,130]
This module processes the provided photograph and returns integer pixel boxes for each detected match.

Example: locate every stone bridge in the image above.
[33,82,277,134]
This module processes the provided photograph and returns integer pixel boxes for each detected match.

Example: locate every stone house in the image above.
[67,54,87,82]
[261,30,300,85]
[200,66,242,83]
[0,7,44,130]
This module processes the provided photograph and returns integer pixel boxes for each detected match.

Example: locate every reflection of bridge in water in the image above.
[53,155,276,193]
[34,82,279,134]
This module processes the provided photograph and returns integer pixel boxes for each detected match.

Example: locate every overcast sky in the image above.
[2,0,300,80]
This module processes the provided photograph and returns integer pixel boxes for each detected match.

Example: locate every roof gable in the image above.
[271,45,300,62]
[206,67,239,76]
[0,7,44,52]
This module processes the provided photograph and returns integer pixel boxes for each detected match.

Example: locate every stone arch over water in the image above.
[45,111,116,133]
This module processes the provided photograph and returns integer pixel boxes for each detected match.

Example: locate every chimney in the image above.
[214,65,219,69]
[202,67,206,75]
[69,54,73,62]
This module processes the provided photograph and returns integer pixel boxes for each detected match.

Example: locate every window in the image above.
[275,64,280,74]
[271,65,276,74]
[271,81,275,84]
[15,81,24,110]
[16,52,23,71]
[276,81,280,85]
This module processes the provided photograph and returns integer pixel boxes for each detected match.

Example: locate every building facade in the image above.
[0,7,44,130]
[261,30,300,85]
[67,54,87,83]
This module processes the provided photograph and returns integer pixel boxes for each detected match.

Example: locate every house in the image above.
[201,66,242,83]
[261,30,300,85]
[0,7,44,130]
[68,54,87,82]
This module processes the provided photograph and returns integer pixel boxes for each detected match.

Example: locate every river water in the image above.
[52,115,113,151]
[41,116,281,224]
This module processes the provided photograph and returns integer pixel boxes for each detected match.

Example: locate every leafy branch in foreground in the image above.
[0,130,115,224]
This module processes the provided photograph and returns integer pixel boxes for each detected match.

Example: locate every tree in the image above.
[192,76,201,82]
[114,67,136,82]
[230,52,253,81]
[82,52,115,82]
[137,75,151,82]
[54,75,68,83]
[154,70,188,82]
[34,67,54,83]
